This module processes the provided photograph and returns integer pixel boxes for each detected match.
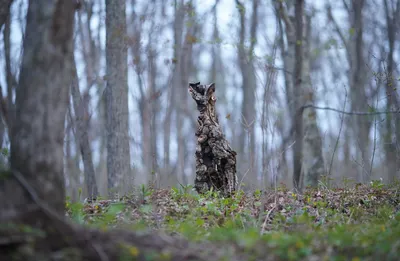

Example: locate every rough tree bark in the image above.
[299,14,325,190]
[105,0,132,195]
[293,0,304,190]
[277,0,324,190]
[71,54,99,199]
[189,82,237,197]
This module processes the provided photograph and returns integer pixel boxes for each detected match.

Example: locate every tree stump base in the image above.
[188,82,237,197]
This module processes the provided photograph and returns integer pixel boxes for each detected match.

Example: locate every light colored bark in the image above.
[105,0,132,196]
[299,7,325,190]
[277,0,325,190]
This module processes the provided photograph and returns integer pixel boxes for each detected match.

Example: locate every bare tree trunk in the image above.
[177,6,198,184]
[105,0,132,196]
[293,0,304,190]
[236,0,258,188]
[65,118,80,203]
[299,14,325,190]
[383,0,400,180]
[71,54,98,199]
[275,0,297,188]
[349,0,370,183]
[163,0,184,179]
[276,0,324,189]
[140,46,158,183]
[326,1,371,183]
[148,48,158,182]
[173,0,187,184]
[1,0,75,222]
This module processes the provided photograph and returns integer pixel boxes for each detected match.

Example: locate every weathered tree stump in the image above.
[188,82,238,197]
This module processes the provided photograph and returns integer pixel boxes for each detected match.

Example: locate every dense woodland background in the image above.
[1,0,400,200]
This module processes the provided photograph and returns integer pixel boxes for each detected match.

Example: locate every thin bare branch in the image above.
[326,4,349,52]
[275,0,294,34]
[302,104,399,116]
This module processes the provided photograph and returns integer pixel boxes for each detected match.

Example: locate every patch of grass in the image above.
[66,183,400,260]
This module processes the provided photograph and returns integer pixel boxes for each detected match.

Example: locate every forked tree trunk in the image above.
[189,82,237,197]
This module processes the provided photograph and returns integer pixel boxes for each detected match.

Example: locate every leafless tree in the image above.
[235,0,258,188]
[71,53,99,199]
[105,0,132,196]
[327,0,371,183]
[275,0,325,189]
[382,0,400,180]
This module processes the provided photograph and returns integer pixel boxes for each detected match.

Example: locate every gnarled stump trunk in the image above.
[188,82,237,197]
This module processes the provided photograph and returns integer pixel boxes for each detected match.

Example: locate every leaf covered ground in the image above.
[66,180,400,261]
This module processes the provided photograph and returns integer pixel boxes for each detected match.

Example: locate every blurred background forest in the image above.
[1,0,399,200]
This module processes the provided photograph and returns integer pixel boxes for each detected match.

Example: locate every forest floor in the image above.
[66,179,400,261]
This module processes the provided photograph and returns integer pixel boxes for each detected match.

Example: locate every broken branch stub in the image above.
[188,82,238,197]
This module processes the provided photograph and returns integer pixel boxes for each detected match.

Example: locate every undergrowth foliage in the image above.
[66,181,400,260]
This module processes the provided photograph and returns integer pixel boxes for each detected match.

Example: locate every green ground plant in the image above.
[66,181,400,260]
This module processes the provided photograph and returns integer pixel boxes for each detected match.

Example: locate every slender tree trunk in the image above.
[275,0,297,188]
[148,49,158,182]
[71,55,98,199]
[105,0,132,196]
[163,0,184,178]
[65,119,80,203]
[236,0,258,188]
[292,0,304,190]
[347,0,371,183]
[383,0,400,180]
